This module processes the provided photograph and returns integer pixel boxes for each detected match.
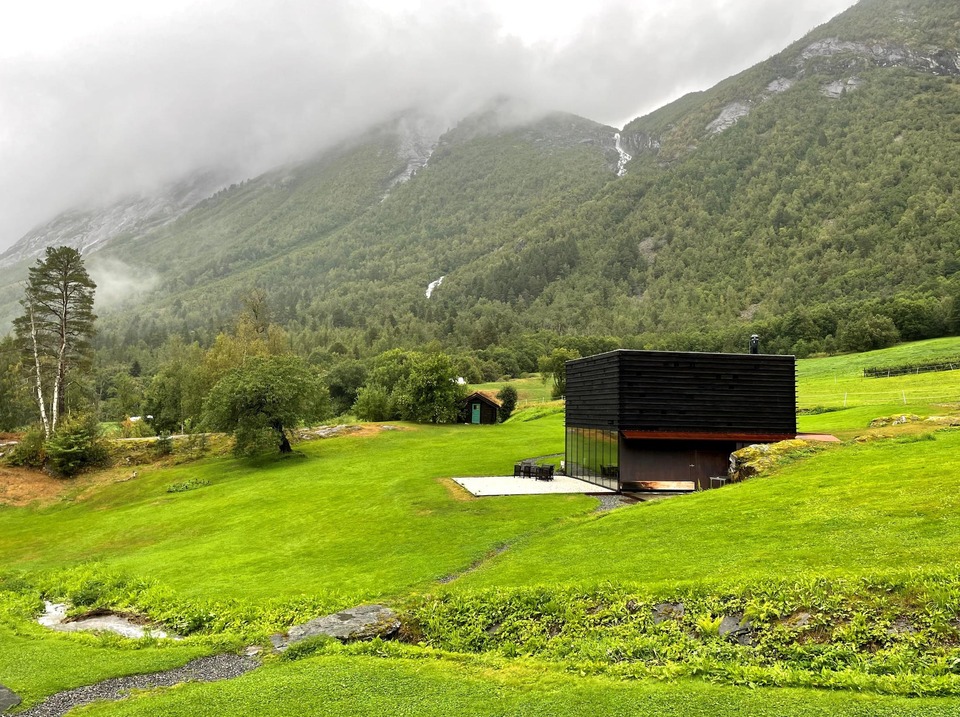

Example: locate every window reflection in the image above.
[566,428,619,490]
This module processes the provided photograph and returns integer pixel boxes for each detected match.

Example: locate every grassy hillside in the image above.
[4,347,960,711]
[454,427,960,589]
[0,418,584,603]
[66,656,960,717]
[797,337,960,435]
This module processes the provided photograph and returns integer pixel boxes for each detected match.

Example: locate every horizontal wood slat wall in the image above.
[566,350,796,435]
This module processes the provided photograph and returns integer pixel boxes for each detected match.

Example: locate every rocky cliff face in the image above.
[621,19,960,163]
[0,170,234,269]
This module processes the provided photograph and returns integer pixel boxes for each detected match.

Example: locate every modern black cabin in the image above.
[565,350,796,492]
[460,391,501,425]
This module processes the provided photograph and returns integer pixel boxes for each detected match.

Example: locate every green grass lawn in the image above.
[454,427,960,589]
[0,417,589,604]
[470,375,554,405]
[67,654,960,717]
[0,627,209,709]
[797,337,960,420]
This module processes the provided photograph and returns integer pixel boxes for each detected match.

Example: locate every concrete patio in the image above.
[452,475,615,497]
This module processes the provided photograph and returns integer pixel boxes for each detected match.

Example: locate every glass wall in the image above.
[565,427,619,490]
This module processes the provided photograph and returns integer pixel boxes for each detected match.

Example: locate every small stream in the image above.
[38,601,178,640]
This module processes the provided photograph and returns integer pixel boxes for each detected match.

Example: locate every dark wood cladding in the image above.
[565,353,620,429]
[567,350,796,435]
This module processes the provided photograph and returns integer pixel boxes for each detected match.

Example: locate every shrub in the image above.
[120,418,155,439]
[45,414,108,477]
[5,426,46,468]
[352,384,394,422]
[167,478,210,493]
[497,385,518,422]
[153,432,173,457]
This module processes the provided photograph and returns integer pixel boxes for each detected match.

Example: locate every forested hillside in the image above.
[1,0,958,375]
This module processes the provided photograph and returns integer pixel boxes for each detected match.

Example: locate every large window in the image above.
[565,427,618,490]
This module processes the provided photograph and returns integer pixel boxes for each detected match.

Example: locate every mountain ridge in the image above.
[2,0,959,364]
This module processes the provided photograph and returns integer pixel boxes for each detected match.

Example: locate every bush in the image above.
[352,384,394,422]
[5,426,46,468]
[45,414,108,477]
[153,432,173,457]
[119,418,155,439]
[167,477,210,493]
[497,385,518,422]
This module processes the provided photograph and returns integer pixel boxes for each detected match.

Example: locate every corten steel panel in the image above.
[566,350,796,435]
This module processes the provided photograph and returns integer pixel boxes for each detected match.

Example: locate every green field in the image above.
[470,374,555,405]
[0,420,583,603]
[70,655,960,717]
[797,338,960,433]
[4,340,960,714]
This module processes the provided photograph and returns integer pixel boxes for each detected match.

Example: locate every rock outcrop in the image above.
[272,604,401,651]
[0,685,20,713]
[728,439,814,483]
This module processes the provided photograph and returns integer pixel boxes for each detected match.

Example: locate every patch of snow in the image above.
[613,133,632,177]
[707,102,751,134]
[426,276,445,299]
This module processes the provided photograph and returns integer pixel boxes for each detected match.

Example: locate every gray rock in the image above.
[0,685,21,713]
[283,604,400,647]
[719,613,756,646]
[886,617,916,637]
[707,102,751,134]
[652,602,684,624]
[788,611,813,628]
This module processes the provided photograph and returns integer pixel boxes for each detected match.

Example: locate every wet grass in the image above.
[71,654,960,717]
[0,417,590,603]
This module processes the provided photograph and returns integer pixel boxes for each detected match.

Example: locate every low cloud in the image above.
[87,257,160,309]
[0,0,856,250]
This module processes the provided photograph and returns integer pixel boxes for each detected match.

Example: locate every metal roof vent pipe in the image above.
[749,334,760,354]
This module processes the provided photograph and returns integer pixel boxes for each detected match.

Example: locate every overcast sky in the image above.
[0,0,858,251]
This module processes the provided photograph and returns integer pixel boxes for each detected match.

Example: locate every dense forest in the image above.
[1,0,959,430]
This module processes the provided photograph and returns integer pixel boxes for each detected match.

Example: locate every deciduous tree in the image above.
[203,355,328,455]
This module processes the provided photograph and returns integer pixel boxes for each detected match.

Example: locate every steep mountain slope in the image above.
[2,0,959,362]
[86,109,622,350]
[0,171,234,271]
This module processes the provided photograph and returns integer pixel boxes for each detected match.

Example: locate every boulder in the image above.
[0,685,20,713]
[869,414,921,428]
[652,602,684,624]
[278,604,400,649]
[728,439,812,483]
[719,613,755,646]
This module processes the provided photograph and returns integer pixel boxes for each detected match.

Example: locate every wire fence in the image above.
[863,361,960,379]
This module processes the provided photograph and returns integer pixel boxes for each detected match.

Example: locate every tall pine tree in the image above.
[14,247,96,436]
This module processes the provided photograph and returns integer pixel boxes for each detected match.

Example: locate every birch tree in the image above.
[13,247,97,437]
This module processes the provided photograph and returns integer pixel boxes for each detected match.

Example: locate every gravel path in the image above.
[19,654,259,717]
[593,494,631,512]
